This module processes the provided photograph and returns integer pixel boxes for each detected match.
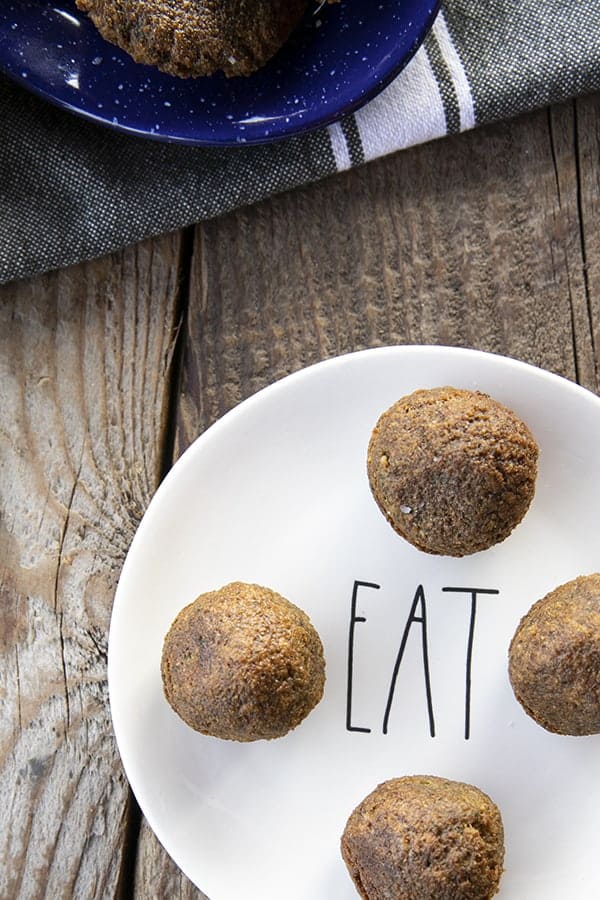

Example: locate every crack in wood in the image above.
[53,446,85,614]
[58,610,71,729]
[14,639,23,733]
[115,792,143,900]
[54,446,85,730]
[548,105,581,385]
[87,627,108,664]
[159,225,196,483]
[114,226,197,899]
[548,106,563,208]
[573,99,597,383]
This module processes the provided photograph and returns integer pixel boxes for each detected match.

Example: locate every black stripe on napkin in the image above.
[424,31,461,134]
[340,114,365,166]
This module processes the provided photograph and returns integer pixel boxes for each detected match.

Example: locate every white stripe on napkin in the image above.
[329,121,352,171]
[432,12,476,131]
[352,46,447,162]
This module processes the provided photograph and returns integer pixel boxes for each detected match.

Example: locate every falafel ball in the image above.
[75,0,309,78]
[367,386,538,557]
[341,776,505,900]
[509,573,600,735]
[161,582,325,741]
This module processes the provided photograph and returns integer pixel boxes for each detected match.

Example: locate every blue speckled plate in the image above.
[0,0,441,146]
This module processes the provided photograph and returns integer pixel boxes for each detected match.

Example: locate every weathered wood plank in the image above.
[174,97,600,462]
[0,233,186,899]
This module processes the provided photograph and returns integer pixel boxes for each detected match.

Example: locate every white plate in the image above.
[109,346,600,899]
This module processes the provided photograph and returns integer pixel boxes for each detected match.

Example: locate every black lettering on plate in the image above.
[346,580,380,733]
[383,585,435,738]
[442,587,500,739]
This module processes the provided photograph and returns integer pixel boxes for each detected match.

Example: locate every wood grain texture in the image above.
[0,234,185,899]
[175,96,600,460]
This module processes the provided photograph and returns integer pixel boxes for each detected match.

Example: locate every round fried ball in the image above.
[341,776,504,900]
[76,0,309,78]
[161,582,325,741]
[367,387,538,557]
[509,573,600,735]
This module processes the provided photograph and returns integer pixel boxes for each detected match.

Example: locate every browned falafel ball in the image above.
[341,776,505,900]
[509,573,600,735]
[367,387,538,557]
[161,582,325,741]
[75,0,309,78]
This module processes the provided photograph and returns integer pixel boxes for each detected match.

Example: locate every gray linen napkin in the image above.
[2,0,599,285]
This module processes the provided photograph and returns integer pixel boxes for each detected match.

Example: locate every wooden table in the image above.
[2,92,599,899]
